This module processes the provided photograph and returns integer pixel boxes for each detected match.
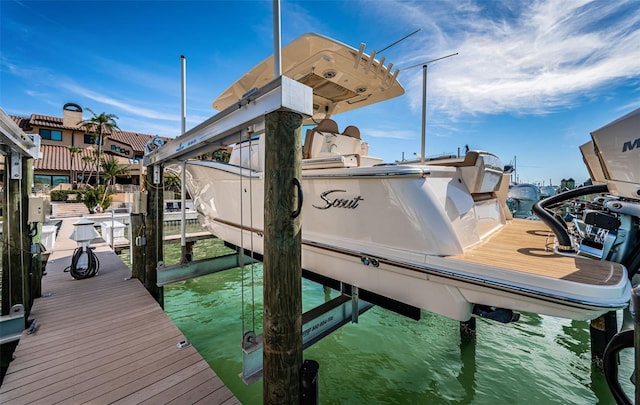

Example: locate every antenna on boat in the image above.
[377,28,422,54]
[180,55,186,134]
[362,29,421,88]
[400,52,458,164]
[180,55,188,263]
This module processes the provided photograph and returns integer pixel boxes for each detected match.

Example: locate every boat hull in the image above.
[182,161,630,321]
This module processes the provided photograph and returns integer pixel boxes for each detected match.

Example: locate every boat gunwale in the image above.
[209,217,630,311]
[185,159,430,178]
[303,238,630,310]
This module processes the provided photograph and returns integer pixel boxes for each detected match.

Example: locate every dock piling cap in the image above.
[70,218,100,243]
[73,218,95,227]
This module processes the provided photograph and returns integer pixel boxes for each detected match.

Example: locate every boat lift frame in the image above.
[144,75,376,384]
[241,290,373,384]
[0,108,39,160]
[143,75,312,166]
[145,75,313,285]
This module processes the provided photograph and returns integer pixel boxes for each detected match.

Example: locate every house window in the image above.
[84,134,104,145]
[34,174,70,186]
[34,175,51,185]
[39,129,62,141]
[52,175,70,186]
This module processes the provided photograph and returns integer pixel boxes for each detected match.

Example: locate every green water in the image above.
[123,236,635,404]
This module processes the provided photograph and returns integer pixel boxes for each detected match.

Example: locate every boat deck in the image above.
[0,218,239,405]
[450,218,625,286]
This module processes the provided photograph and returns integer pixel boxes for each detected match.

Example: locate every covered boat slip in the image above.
[449,218,626,286]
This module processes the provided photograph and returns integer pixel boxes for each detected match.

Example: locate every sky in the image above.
[1,0,639,186]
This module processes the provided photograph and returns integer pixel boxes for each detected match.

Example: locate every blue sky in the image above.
[1,0,639,186]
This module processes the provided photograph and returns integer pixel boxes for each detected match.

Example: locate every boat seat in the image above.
[302,155,360,169]
[303,118,340,159]
[302,120,375,165]
[342,125,361,139]
[429,151,479,167]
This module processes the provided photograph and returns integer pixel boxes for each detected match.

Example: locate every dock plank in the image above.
[136,368,218,405]
[0,217,237,405]
[2,329,182,399]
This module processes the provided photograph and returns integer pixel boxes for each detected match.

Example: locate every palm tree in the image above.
[68,146,81,185]
[81,185,112,213]
[101,155,130,187]
[164,172,182,193]
[81,155,95,184]
[77,108,120,185]
[100,156,129,207]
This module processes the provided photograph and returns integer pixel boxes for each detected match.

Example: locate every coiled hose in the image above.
[64,246,100,279]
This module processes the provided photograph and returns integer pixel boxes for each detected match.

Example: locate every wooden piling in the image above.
[460,318,477,339]
[1,154,32,317]
[145,168,164,307]
[263,110,303,404]
[590,311,618,369]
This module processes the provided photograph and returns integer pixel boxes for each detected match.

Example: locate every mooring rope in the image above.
[4,175,12,308]
[248,137,256,333]
[19,174,25,307]
[239,133,246,338]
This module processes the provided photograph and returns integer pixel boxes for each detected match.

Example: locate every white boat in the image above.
[175,33,635,322]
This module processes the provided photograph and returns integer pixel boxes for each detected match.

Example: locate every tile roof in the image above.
[10,115,32,131]
[109,131,156,153]
[30,114,72,129]
[34,144,99,172]
[33,144,140,173]
[9,113,171,154]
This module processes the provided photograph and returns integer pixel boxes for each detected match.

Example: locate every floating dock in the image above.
[0,218,239,405]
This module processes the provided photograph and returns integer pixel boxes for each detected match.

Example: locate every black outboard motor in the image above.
[472,305,520,323]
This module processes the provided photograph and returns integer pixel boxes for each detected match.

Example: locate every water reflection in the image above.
[134,240,625,404]
[455,335,477,404]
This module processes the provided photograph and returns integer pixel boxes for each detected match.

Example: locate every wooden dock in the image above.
[0,218,239,405]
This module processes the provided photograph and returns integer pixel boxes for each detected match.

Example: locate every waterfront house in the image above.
[5,103,165,191]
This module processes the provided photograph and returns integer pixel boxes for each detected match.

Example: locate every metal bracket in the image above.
[0,304,26,344]
[240,294,373,384]
[11,153,22,179]
[156,252,259,286]
[153,165,161,184]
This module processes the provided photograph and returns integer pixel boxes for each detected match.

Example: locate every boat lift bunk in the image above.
[144,75,381,384]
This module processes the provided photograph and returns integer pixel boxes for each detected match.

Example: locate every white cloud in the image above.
[90,56,179,96]
[58,81,175,122]
[385,0,640,117]
[363,127,415,140]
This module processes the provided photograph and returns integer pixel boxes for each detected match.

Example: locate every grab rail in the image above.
[532,184,608,251]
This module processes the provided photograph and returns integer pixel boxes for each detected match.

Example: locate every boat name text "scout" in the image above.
[313,190,364,210]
